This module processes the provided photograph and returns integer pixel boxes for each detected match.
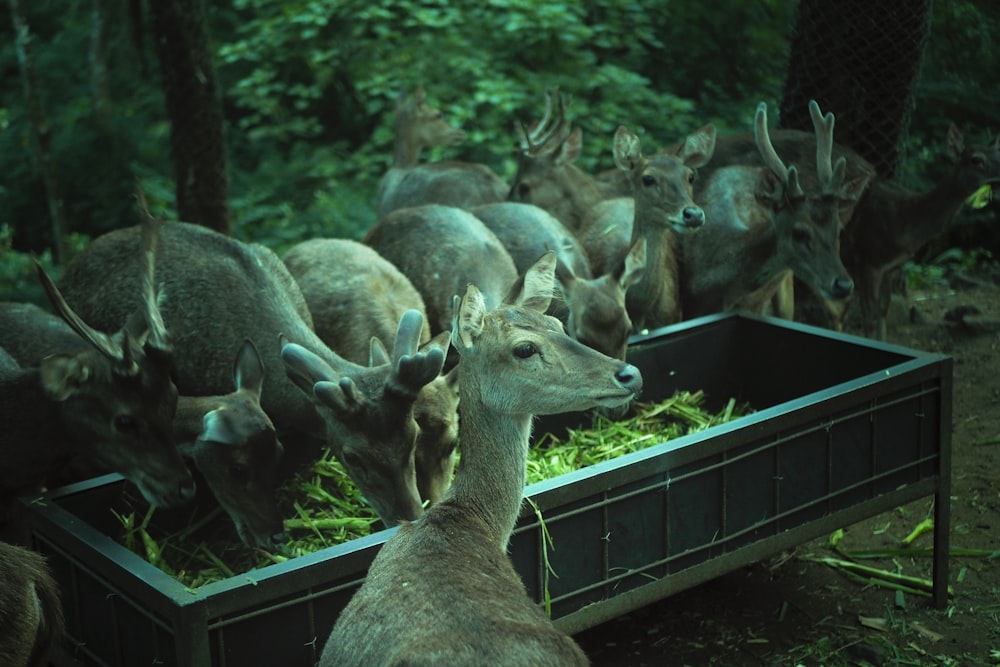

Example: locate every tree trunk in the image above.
[780,0,932,179]
[9,0,70,263]
[148,0,231,234]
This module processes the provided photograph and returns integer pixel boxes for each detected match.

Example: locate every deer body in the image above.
[283,238,460,506]
[364,204,519,336]
[321,252,642,667]
[376,86,508,219]
[841,125,1000,338]
[0,541,64,667]
[57,221,439,528]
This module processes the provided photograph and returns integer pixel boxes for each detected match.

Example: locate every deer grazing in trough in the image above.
[375,85,509,219]
[320,251,642,667]
[471,201,647,360]
[0,301,286,548]
[679,100,868,320]
[363,203,520,337]
[56,219,439,528]
[283,238,460,506]
[280,308,446,523]
[0,540,64,667]
[837,125,1000,339]
[0,224,195,511]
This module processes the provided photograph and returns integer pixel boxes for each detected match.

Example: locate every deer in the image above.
[0,301,286,549]
[319,251,642,667]
[375,85,509,219]
[363,204,520,337]
[0,540,64,667]
[0,219,195,512]
[55,219,442,529]
[282,238,460,507]
[472,200,647,360]
[679,100,869,320]
[836,124,1000,339]
[508,89,716,329]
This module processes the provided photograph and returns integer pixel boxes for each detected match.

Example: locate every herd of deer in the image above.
[1,85,997,666]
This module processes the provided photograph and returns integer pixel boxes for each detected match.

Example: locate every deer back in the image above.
[57,221,435,527]
[283,238,460,507]
[0,541,64,667]
[364,204,519,336]
[321,253,641,667]
[376,85,508,219]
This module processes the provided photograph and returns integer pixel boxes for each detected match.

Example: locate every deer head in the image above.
[280,309,447,526]
[392,85,467,168]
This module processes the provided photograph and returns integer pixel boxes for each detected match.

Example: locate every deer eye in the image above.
[513,343,537,359]
[971,154,986,167]
[641,174,656,188]
[688,171,697,185]
[114,415,138,434]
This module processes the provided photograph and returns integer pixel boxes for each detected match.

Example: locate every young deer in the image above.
[0,302,285,548]
[56,220,439,528]
[680,101,867,319]
[320,252,642,667]
[0,224,195,511]
[375,85,509,219]
[840,125,1000,339]
[603,124,716,330]
[283,238,460,507]
[0,540,64,667]
[472,201,647,360]
[363,204,520,336]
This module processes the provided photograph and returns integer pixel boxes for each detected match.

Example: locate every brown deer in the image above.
[471,201,647,360]
[375,85,509,219]
[508,90,716,328]
[680,101,868,319]
[0,225,195,510]
[363,204,520,337]
[0,541,64,667]
[601,124,716,330]
[320,252,642,667]
[0,302,286,548]
[56,220,440,528]
[283,238,460,506]
[839,124,1000,339]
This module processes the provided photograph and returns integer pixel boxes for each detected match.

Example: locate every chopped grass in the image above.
[113,390,749,588]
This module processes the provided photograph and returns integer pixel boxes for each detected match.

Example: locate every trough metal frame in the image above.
[16,312,953,667]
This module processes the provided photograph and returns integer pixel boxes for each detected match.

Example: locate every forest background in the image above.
[0,0,998,304]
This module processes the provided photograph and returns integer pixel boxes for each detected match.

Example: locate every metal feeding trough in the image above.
[17,312,952,667]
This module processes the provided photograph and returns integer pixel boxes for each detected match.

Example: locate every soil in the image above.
[574,269,1000,666]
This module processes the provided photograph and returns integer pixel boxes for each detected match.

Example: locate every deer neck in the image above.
[392,133,422,169]
[684,217,779,314]
[446,374,534,550]
[172,395,220,453]
[628,218,681,327]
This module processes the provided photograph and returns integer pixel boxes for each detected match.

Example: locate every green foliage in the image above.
[0,224,88,305]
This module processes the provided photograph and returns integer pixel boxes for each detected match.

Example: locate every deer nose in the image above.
[682,207,705,228]
[831,277,854,299]
[615,363,643,395]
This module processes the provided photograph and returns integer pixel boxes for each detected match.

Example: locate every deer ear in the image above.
[369,336,390,367]
[234,338,264,397]
[39,354,91,401]
[613,126,641,172]
[514,251,556,313]
[679,124,717,169]
[453,286,486,352]
[619,238,648,290]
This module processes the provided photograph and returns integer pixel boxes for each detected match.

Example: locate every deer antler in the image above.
[388,310,446,397]
[516,88,571,158]
[135,190,171,354]
[754,102,804,200]
[808,99,849,196]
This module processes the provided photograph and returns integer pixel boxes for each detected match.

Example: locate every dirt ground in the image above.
[574,270,1000,666]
